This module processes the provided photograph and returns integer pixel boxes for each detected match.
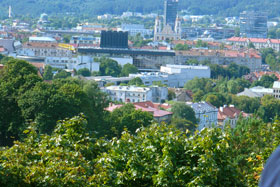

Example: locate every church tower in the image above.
[154,16,161,41]
[175,15,181,34]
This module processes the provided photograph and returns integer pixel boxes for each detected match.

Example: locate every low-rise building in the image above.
[218,105,249,128]
[237,82,280,99]
[120,24,152,37]
[106,101,173,123]
[70,36,100,45]
[103,86,168,103]
[227,37,280,52]
[175,48,262,72]
[45,55,99,71]
[130,64,211,88]
[186,101,218,131]
[29,36,57,43]
[18,43,73,57]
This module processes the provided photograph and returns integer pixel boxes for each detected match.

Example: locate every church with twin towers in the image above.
[154,0,181,42]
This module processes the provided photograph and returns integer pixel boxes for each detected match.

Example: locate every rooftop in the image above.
[227,37,280,44]
[273,81,280,89]
[175,48,261,59]
[29,36,56,42]
[165,64,210,70]
[186,101,217,113]
[105,102,173,118]
[105,86,151,92]
[218,106,249,120]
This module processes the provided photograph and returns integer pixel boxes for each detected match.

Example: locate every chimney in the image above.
[219,107,224,112]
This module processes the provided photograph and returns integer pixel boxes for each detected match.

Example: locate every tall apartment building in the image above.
[164,0,178,29]
[240,11,268,38]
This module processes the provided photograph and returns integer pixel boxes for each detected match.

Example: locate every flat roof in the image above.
[78,47,176,56]
[29,36,56,42]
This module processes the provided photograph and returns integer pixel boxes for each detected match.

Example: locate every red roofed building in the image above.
[227,37,280,52]
[172,40,232,50]
[106,101,173,123]
[218,105,250,128]
[253,71,280,80]
[0,64,4,70]
[175,48,262,71]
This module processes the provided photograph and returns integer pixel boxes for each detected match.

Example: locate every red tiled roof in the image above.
[218,106,248,120]
[134,101,172,110]
[30,62,45,69]
[176,48,261,59]
[105,102,173,118]
[227,37,280,44]
[253,71,280,80]
[158,46,168,50]
[0,64,4,69]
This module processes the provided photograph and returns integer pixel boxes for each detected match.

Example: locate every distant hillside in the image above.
[0,0,279,18]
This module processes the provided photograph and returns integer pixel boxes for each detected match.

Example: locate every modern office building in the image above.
[240,11,268,38]
[100,31,128,48]
[164,0,178,29]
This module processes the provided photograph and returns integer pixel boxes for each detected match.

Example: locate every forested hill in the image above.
[0,0,279,18]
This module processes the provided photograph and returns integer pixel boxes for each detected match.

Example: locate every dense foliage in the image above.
[1,114,280,186]
[1,0,280,18]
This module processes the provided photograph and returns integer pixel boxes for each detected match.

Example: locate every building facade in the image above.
[240,11,268,38]
[18,43,73,57]
[227,37,280,52]
[175,49,262,72]
[154,16,181,41]
[186,102,218,131]
[103,86,168,103]
[120,24,152,37]
[164,0,178,29]
[129,64,211,88]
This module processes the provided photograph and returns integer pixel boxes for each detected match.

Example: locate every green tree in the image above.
[99,58,122,77]
[0,59,42,146]
[77,68,91,77]
[168,89,176,101]
[184,77,214,94]
[54,70,71,79]
[18,80,90,134]
[128,77,144,86]
[252,74,278,88]
[257,95,280,122]
[171,102,197,124]
[192,89,204,102]
[0,115,105,186]
[93,124,243,186]
[174,43,190,51]
[43,65,53,80]
[231,95,260,113]
[121,63,138,76]
[248,42,255,49]
[106,103,153,138]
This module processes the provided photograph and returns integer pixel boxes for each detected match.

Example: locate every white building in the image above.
[237,82,280,99]
[45,55,99,71]
[129,64,210,88]
[70,36,100,45]
[186,101,218,131]
[120,24,152,37]
[103,86,168,103]
[29,36,57,43]
[18,43,73,57]
[218,105,249,128]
